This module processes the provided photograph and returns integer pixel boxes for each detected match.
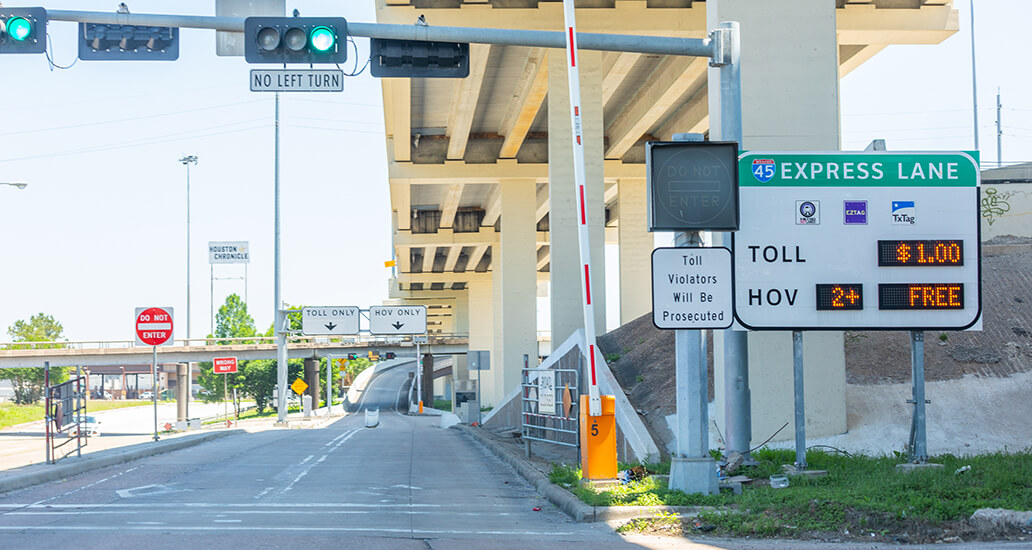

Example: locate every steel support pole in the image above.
[186,160,191,343]
[46,11,712,57]
[909,331,928,463]
[792,331,807,469]
[416,342,422,413]
[75,364,82,458]
[970,0,979,151]
[152,347,159,441]
[326,356,332,415]
[274,91,288,424]
[44,361,50,464]
[715,21,752,462]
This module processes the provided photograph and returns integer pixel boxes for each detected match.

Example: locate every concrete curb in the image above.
[455,425,713,524]
[0,430,242,495]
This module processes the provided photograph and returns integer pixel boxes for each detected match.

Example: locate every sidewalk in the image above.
[0,407,346,495]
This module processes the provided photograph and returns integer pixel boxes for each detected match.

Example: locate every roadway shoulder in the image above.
[0,430,243,495]
[455,424,594,522]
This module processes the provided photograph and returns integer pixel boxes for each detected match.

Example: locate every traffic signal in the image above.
[244,17,346,64]
[347,353,358,360]
[78,23,179,61]
[369,38,469,78]
[0,7,45,54]
[385,352,396,360]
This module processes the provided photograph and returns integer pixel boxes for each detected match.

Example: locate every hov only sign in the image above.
[651,248,733,329]
[301,306,360,336]
[135,307,174,346]
[369,305,427,335]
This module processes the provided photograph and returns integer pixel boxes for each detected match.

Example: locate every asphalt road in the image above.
[0,364,637,549]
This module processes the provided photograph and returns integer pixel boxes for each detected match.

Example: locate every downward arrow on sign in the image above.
[392,322,404,330]
[325,322,337,331]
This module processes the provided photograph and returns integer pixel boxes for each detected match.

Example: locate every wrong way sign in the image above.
[213,357,238,374]
[135,307,174,347]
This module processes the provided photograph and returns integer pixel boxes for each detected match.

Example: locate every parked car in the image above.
[67,415,101,437]
[140,391,154,400]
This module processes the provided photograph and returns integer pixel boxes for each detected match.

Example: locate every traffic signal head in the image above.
[245,17,346,64]
[347,353,358,360]
[385,352,396,360]
[0,7,46,54]
[370,39,469,78]
[78,23,179,61]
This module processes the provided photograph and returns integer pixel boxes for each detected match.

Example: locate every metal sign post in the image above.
[792,331,806,469]
[908,331,928,462]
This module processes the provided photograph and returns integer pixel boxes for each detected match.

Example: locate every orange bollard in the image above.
[419,400,423,414]
[579,395,617,480]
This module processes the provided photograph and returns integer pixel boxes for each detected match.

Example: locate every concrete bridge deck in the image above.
[0,335,469,368]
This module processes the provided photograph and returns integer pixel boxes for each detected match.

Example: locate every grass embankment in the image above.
[0,400,164,429]
[550,448,1032,540]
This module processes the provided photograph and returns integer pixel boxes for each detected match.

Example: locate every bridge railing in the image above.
[0,333,470,351]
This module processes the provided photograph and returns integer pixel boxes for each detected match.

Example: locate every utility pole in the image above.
[996,87,1002,168]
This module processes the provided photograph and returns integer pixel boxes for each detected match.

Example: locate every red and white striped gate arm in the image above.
[561,0,602,417]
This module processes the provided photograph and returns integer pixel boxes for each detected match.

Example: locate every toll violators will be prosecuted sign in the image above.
[651,247,733,330]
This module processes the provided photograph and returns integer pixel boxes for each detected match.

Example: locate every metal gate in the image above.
[521,344,581,449]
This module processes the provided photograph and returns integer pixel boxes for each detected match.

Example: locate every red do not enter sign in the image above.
[135,307,174,346]
[213,357,238,374]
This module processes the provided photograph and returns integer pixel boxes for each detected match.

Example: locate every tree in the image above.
[2,313,68,404]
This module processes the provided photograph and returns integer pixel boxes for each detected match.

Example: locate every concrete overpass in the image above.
[373,0,960,441]
[0,335,469,368]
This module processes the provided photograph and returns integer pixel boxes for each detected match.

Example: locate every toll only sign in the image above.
[651,247,733,329]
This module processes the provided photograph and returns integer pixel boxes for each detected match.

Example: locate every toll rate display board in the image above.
[732,151,981,331]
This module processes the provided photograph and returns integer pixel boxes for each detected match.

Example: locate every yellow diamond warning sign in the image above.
[290,378,308,395]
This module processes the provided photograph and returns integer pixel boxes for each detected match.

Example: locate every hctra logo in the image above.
[892,201,916,225]
[751,158,776,183]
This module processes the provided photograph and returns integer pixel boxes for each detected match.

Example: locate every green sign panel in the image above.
[741,152,979,187]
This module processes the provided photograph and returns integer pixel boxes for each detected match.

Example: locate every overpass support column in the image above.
[617,177,652,324]
[484,178,538,407]
[467,278,494,405]
[708,0,847,446]
[304,358,320,411]
[548,49,606,348]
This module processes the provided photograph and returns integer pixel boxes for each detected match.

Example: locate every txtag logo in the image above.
[751,158,776,183]
[892,201,916,225]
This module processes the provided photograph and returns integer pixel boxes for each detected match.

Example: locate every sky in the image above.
[0,0,1026,344]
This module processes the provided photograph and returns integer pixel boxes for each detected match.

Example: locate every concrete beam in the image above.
[839,43,887,78]
[605,55,707,159]
[535,184,549,224]
[439,183,464,229]
[837,4,958,44]
[444,245,462,272]
[499,47,549,159]
[468,244,490,271]
[421,246,436,273]
[384,79,411,163]
[447,44,491,160]
[655,87,708,141]
[389,158,646,185]
[601,51,641,109]
[482,184,502,226]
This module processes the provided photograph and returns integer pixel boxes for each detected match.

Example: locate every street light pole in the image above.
[179,155,198,343]
[0,182,28,189]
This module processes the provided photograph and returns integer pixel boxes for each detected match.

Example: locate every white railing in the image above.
[0,333,470,352]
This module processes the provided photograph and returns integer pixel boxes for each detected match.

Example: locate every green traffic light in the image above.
[6,16,33,41]
[309,26,335,53]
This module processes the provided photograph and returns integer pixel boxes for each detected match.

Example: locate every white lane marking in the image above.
[0,503,456,509]
[0,526,575,535]
[26,466,141,507]
[213,520,242,523]
[116,484,157,498]
[125,522,165,525]
[253,487,275,500]
[299,454,314,465]
[280,428,358,495]
[3,510,512,517]
[323,431,349,447]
